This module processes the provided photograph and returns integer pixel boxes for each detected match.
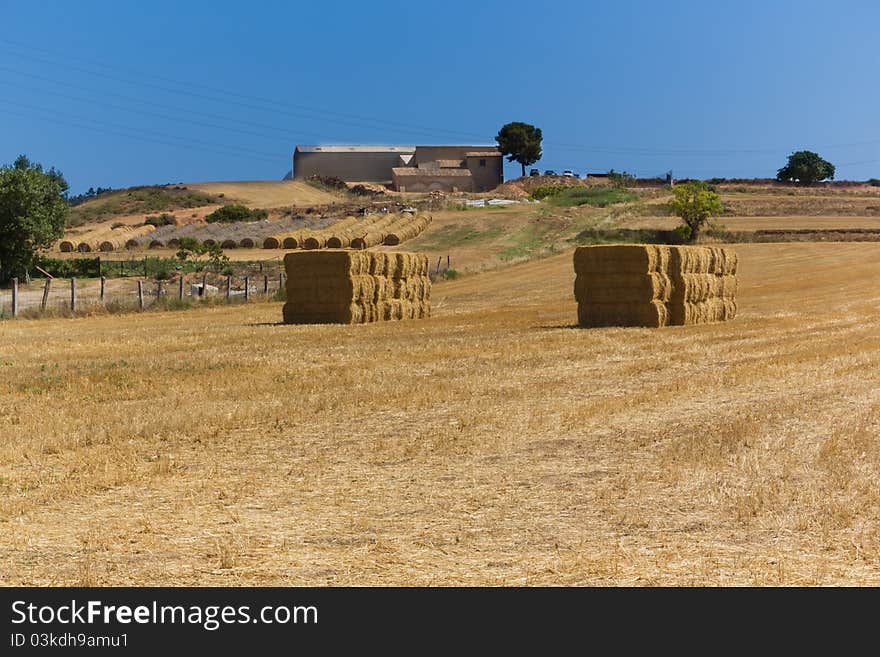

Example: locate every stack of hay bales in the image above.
[384,213,432,246]
[573,244,737,328]
[282,250,431,324]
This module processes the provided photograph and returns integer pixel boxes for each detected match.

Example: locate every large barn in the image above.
[293,144,503,193]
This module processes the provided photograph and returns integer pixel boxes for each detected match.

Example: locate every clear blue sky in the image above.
[2,0,878,193]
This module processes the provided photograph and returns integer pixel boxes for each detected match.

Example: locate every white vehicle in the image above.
[562,170,576,178]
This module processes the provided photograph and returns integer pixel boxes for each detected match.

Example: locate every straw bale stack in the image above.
[573,244,738,327]
[282,250,431,324]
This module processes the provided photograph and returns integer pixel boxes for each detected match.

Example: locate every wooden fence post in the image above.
[435,256,442,275]
[263,274,269,295]
[157,280,163,301]
[202,273,207,298]
[226,275,232,301]
[70,278,77,313]
[137,280,144,310]
[100,276,106,305]
[278,272,283,291]
[11,278,18,318]
[178,275,185,301]
[244,276,250,302]
[41,278,51,311]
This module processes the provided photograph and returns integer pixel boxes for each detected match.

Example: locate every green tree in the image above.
[495,122,543,177]
[0,155,69,282]
[671,181,723,242]
[776,150,835,185]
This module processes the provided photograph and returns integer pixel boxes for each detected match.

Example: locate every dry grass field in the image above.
[2,241,880,586]
[185,180,344,208]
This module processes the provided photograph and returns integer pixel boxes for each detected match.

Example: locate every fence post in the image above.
[435,256,442,275]
[178,275,185,301]
[137,280,144,310]
[226,275,232,301]
[157,280,163,302]
[244,276,250,302]
[279,272,283,291]
[70,278,77,313]
[100,276,106,305]
[263,274,269,295]
[202,273,207,298]
[11,278,18,318]
[41,278,51,311]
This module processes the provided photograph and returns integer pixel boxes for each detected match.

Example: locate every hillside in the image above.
[67,185,222,227]
[185,180,347,208]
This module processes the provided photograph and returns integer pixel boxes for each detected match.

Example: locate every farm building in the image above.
[293,144,503,192]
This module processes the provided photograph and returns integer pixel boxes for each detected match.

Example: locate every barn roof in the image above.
[296,145,416,154]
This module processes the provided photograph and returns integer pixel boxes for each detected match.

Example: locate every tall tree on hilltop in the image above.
[496,122,543,177]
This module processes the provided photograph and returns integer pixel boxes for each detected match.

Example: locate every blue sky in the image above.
[2,0,878,193]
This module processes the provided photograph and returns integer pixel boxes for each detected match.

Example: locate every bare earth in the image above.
[2,242,879,585]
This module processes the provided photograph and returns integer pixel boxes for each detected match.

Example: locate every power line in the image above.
[0,101,282,164]
[0,37,497,142]
[1,39,877,164]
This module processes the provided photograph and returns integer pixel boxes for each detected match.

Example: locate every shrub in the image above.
[529,185,567,200]
[306,175,348,191]
[145,213,176,227]
[608,169,636,189]
[205,204,268,223]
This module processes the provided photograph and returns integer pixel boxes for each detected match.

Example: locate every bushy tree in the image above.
[671,181,723,242]
[205,204,267,223]
[777,151,835,185]
[0,155,69,282]
[496,122,542,177]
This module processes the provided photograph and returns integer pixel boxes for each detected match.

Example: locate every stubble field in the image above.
[2,241,879,585]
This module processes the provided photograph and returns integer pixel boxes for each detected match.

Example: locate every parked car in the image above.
[562,170,575,178]
[544,170,557,176]
[529,169,540,177]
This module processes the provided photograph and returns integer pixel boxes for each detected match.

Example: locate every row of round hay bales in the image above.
[383,213,432,246]
[59,224,156,252]
[349,213,404,250]
[263,212,430,250]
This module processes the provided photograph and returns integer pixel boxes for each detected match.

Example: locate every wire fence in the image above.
[0,272,286,320]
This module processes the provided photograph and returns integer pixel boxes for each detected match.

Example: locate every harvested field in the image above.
[2,242,880,586]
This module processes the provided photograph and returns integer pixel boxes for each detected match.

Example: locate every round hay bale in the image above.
[263,236,281,249]
[99,240,115,252]
[59,240,74,252]
[125,238,140,249]
[149,239,165,249]
[282,236,300,249]
[221,239,237,249]
[202,239,217,247]
[239,237,255,248]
